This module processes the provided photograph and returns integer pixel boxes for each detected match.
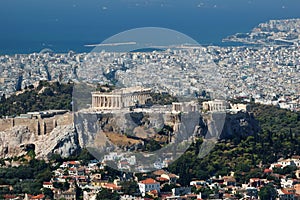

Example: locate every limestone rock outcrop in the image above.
[0,124,80,159]
[0,110,260,160]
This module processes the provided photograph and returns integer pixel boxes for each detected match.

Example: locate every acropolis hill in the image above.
[0,85,257,160]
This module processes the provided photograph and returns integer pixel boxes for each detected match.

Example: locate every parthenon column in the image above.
[109,97,112,108]
[124,96,128,107]
[112,97,115,108]
[118,96,121,108]
[114,97,117,108]
[99,97,102,108]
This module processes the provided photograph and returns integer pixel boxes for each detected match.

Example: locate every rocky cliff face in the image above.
[0,111,260,160]
[0,124,80,160]
[221,111,260,139]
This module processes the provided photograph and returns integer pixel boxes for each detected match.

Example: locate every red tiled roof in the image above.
[103,183,121,190]
[156,177,169,182]
[30,194,45,199]
[149,189,158,195]
[68,161,78,165]
[281,189,295,195]
[223,193,233,198]
[3,194,18,199]
[43,182,52,185]
[166,173,178,178]
[153,169,167,176]
[264,169,273,173]
[139,178,158,184]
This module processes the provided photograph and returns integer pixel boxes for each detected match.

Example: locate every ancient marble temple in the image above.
[91,86,151,110]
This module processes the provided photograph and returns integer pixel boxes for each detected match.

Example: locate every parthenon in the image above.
[91,86,152,110]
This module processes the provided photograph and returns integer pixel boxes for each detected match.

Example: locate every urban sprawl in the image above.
[0,19,300,200]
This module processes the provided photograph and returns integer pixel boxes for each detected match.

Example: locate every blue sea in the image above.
[0,0,300,55]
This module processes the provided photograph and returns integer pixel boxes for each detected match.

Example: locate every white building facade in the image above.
[138,178,160,196]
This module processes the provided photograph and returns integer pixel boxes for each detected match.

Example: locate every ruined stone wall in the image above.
[56,113,73,126]
[0,118,39,133]
[0,113,73,135]
[14,118,39,134]
[0,119,13,131]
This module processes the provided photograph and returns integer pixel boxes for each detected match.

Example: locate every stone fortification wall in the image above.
[0,113,73,135]
[0,119,13,131]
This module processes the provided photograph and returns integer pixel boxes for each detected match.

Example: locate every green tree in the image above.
[121,181,139,195]
[258,184,277,200]
[43,188,54,199]
[145,139,161,151]
[161,184,177,192]
[96,188,120,200]
[36,168,52,183]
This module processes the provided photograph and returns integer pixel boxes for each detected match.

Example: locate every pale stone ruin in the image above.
[229,103,250,112]
[0,110,72,136]
[91,86,152,110]
[172,101,199,113]
[202,100,229,112]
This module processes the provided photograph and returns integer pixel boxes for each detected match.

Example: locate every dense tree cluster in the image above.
[258,184,277,200]
[0,158,52,196]
[0,81,73,117]
[96,188,120,200]
[150,92,178,105]
[168,104,300,186]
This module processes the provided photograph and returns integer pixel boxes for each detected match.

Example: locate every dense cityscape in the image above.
[0,18,300,200]
[1,40,299,111]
